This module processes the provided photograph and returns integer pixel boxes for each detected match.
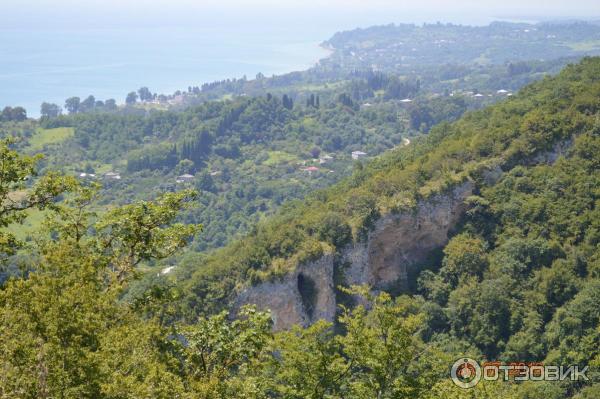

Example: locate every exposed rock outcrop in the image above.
[529,138,574,165]
[235,253,337,331]
[343,181,473,292]
[233,137,578,330]
[236,181,474,330]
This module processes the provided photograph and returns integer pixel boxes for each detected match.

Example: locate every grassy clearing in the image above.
[133,103,170,112]
[7,208,47,241]
[263,151,298,166]
[27,127,74,151]
[292,81,345,92]
[564,40,600,51]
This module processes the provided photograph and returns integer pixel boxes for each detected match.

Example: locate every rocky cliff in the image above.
[236,180,474,330]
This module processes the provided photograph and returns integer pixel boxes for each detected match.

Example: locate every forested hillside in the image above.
[3,22,592,270]
[4,65,512,256]
[323,21,600,72]
[166,57,599,397]
[3,50,577,258]
[2,56,598,398]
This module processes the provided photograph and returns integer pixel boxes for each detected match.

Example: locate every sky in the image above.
[3,0,599,31]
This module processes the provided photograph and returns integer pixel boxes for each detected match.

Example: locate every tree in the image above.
[13,106,27,121]
[174,159,195,175]
[93,189,201,281]
[181,306,272,396]
[338,93,354,107]
[126,91,138,105]
[80,95,96,112]
[64,97,81,114]
[138,87,152,102]
[317,212,352,249]
[1,106,27,122]
[266,320,347,398]
[0,138,75,262]
[0,177,201,397]
[338,287,429,398]
[40,102,61,118]
[440,233,488,286]
[310,146,321,159]
[104,98,117,110]
[0,107,11,121]
[264,287,434,399]
[196,171,215,193]
[407,102,433,131]
[282,94,294,110]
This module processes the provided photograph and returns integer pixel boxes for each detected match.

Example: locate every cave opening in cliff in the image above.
[297,273,317,320]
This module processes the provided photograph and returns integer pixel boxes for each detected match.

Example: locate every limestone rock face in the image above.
[235,254,336,331]
[343,181,473,291]
[236,181,474,330]
[233,138,577,330]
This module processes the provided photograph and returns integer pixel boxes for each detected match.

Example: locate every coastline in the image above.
[0,30,336,117]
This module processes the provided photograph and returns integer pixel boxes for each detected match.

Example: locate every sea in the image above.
[0,26,332,116]
[0,5,547,117]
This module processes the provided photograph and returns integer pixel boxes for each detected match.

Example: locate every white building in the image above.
[352,151,367,160]
[161,266,176,275]
[104,172,121,180]
[176,173,195,183]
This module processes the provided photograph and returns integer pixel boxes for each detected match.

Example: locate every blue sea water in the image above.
[0,4,545,117]
[0,26,331,116]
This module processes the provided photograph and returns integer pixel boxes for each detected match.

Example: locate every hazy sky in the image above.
[3,0,599,30]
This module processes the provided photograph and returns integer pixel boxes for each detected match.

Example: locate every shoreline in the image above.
[1,33,336,118]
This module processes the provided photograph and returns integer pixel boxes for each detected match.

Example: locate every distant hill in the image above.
[322,21,600,71]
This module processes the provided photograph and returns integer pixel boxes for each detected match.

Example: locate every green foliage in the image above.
[181,306,272,397]
[27,127,74,151]
[263,287,433,399]
[1,106,27,122]
[2,49,600,398]
[94,189,201,281]
[180,57,600,321]
[323,22,600,72]
[440,233,488,286]
[172,57,600,396]
[0,138,75,262]
[266,320,347,398]
[316,212,352,249]
[0,172,201,397]
[337,287,429,398]
[8,43,571,257]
